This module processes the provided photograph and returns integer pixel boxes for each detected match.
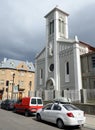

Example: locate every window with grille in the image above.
[59,19,64,34]
[92,56,95,68]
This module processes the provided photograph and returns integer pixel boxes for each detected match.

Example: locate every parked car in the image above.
[36,102,86,129]
[0,100,2,108]
[1,99,17,110]
[13,97,43,116]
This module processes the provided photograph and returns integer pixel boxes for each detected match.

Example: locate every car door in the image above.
[41,103,53,121]
[49,104,62,123]
[15,99,23,112]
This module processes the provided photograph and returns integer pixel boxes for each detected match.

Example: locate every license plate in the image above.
[78,120,83,124]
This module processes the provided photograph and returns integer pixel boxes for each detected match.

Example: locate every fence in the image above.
[35,89,95,103]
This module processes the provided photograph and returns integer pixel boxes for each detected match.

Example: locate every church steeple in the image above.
[45,7,69,40]
[45,7,69,91]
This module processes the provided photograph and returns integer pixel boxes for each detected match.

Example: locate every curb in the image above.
[85,114,95,129]
[84,124,95,130]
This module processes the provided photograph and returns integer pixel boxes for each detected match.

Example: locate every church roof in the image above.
[44,7,69,18]
[35,47,46,59]
[58,37,95,52]
[79,41,95,51]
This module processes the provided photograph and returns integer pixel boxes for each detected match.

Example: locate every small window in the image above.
[49,64,54,72]
[1,70,5,75]
[66,62,69,75]
[92,56,95,68]
[53,104,61,111]
[93,81,95,88]
[18,81,24,86]
[20,72,24,76]
[9,80,13,86]
[21,65,24,68]
[59,18,64,34]
[37,99,42,104]
[0,80,4,85]
[40,69,43,79]
[31,98,36,104]
[44,104,53,110]
[49,20,54,35]
[29,81,32,86]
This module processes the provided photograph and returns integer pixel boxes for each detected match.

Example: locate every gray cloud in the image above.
[0,0,45,62]
[69,3,95,46]
[0,0,95,63]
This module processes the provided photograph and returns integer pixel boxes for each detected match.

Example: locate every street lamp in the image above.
[28,81,32,96]
[29,81,32,91]
[11,73,15,99]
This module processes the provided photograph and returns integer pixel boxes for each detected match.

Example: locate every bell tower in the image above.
[45,7,69,91]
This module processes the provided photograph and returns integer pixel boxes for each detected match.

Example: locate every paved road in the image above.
[0,109,93,130]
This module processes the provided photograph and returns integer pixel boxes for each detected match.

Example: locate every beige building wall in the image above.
[0,60,35,100]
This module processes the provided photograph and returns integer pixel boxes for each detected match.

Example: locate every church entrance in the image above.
[46,78,55,90]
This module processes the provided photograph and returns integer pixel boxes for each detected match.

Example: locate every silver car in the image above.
[36,103,86,129]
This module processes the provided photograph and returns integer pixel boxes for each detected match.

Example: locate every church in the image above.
[35,7,95,102]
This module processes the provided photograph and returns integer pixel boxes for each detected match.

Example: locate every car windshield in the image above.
[63,104,79,111]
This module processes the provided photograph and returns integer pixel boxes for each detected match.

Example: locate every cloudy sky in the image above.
[0,0,95,63]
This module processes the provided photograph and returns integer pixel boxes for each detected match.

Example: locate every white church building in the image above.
[35,7,95,102]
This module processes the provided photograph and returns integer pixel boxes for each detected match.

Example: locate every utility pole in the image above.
[11,73,15,99]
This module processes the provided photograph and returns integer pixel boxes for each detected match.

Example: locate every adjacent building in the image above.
[0,58,35,100]
[35,7,95,101]
[81,52,95,89]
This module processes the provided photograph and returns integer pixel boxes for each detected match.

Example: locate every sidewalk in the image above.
[84,114,95,129]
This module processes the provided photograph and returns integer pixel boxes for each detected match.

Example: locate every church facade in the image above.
[35,7,95,101]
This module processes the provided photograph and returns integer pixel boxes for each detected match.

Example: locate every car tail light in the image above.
[67,112,74,117]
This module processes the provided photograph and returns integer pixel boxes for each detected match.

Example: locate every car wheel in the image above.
[6,106,9,110]
[13,108,16,113]
[57,119,64,129]
[25,110,29,117]
[36,113,41,121]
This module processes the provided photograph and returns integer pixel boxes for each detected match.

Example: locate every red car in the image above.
[13,97,43,116]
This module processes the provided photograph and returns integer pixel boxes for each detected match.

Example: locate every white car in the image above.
[36,103,86,129]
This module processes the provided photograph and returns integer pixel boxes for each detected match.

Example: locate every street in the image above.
[0,109,93,130]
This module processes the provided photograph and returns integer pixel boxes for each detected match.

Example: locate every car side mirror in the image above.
[42,108,44,111]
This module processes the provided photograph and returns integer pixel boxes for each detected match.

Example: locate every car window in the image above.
[17,99,22,104]
[53,104,61,111]
[5,99,11,103]
[31,98,36,104]
[44,104,53,110]
[37,99,42,104]
[63,104,79,111]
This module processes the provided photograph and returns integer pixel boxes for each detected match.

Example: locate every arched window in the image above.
[49,20,54,34]
[59,18,64,34]
[40,69,43,79]
[65,61,70,82]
